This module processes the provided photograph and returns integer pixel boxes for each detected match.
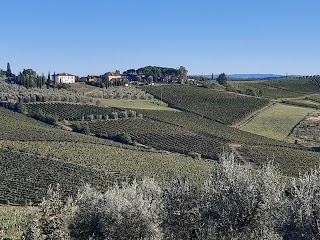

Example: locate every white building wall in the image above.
[54,75,75,84]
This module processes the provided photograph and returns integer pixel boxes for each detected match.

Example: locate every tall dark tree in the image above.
[217,73,227,85]
[6,62,12,77]
[47,72,51,89]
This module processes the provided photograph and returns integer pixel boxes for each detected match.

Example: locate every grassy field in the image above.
[0,206,33,239]
[99,98,177,111]
[240,104,314,140]
[69,82,102,94]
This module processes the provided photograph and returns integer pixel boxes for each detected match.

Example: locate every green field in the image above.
[0,206,33,239]
[100,99,177,111]
[240,104,314,140]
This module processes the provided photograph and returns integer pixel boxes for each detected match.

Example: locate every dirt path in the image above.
[228,144,255,169]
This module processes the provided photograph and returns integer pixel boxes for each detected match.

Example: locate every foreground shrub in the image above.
[22,185,73,240]
[279,168,320,240]
[69,179,163,240]
[201,153,284,239]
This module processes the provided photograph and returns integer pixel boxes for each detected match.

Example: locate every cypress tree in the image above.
[6,62,12,77]
[47,72,51,89]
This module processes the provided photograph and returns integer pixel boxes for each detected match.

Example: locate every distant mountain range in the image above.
[194,74,302,80]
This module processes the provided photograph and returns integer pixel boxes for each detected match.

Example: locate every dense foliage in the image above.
[0,82,91,104]
[131,66,188,82]
[86,86,154,100]
[144,85,269,125]
[22,154,320,240]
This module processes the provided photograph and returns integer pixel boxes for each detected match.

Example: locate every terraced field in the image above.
[240,104,314,140]
[144,85,269,125]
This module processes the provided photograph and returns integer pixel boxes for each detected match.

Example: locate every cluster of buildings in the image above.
[54,72,137,84]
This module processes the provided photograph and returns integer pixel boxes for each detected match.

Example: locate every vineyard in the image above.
[0,140,213,184]
[282,99,320,109]
[143,85,269,125]
[81,119,228,159]
[137,109,298,148]
[0,147,118,205]
[0,107,118,144]
[227,81,305,99]
[263,78,320,94]
[25,102,135,121]
[242,145,320,177]
[307,94,320,103]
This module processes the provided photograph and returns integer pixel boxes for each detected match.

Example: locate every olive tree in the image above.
[280,168,320,240]
[69,178,163,240]
[201,153,284,239]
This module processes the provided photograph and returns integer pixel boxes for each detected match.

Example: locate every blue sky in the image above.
[1,0,319,76]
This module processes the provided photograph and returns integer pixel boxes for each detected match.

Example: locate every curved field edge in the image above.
[240,104,314,140]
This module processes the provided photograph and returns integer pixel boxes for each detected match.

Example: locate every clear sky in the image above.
[1,0,319,76]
